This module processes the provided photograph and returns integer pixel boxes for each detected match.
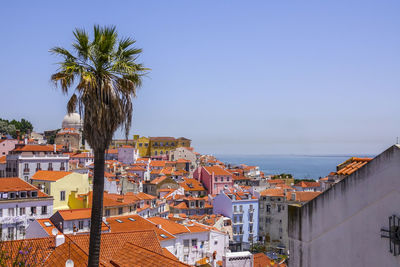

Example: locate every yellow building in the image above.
[31,170,90,212]
[133,136,192,157]
[134,136,150,157]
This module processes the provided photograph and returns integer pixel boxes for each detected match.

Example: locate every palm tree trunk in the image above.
[88,149,105,266]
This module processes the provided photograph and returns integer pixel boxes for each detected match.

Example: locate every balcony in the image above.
[233,231,244,236]
[233,209,244,214]
[23,169,30,174]
[233,221,243,225]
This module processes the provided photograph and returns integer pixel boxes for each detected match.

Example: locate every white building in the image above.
[147,217,230,265]
[288,145,400,267]
[6,144,69,182]
[0,178,53,240]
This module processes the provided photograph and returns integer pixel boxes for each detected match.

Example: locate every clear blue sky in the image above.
[1,1,399,155]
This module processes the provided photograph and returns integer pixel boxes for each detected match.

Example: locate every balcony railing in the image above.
[23,169,30,173]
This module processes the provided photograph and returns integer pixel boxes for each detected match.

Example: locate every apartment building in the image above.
[0,177,53,240]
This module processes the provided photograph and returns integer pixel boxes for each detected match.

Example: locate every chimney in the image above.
[157,224,162,229]
[54,144,56,153]
[55,234,65,247]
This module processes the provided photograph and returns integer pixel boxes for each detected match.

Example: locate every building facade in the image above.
[6,144,69,182]
[193,166,233,195]
[0,178,53,240]
[213,188,259,251]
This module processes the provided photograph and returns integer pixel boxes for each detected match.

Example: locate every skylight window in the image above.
[43,221,52,227]
[160,234,168,238]
[116,219,123,223]
[128,218,136,222]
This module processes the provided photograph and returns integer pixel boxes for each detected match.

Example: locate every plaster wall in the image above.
[288,145,400,267]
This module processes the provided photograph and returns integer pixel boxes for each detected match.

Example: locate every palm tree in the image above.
[50,25,147,266]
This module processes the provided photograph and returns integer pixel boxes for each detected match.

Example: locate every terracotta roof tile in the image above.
[109,242,189,267]
[203,166,232,176]
[31,170,72,181]
[0,177,47,194]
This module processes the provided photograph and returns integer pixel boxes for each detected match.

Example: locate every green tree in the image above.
[50,25,147,266]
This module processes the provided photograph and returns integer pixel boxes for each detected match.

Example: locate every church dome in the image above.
[62,113,83,130]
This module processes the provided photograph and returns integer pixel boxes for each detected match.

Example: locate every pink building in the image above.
[193,165,233,195]
[0,139,18,156]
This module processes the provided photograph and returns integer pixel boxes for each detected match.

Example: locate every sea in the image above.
[216,154,375,180]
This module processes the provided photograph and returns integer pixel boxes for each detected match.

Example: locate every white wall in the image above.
[288,145,400,267]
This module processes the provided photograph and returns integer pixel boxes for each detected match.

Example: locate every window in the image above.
[239,205,243,212]
[48,163,53,170]
[139,143,143,147]
[31,206,37,215]
[184,255,188,262]
[266,204,271,213]
[8,208,15,216]
[20,191,27,198]
[183,239,190,247]
[7,227,14,239]
[19,225,25,236]
[145,143,148,147]
[249,214,253,222]
[278,205,281,213]
[36,163,41,170]
[43,221,52,227]
[78,221,84,229]
[250,204,253,211]
[60,191,66,201]
[214,240,218,245]
[160,150,163,155]
[191,239,197,247]
[221,177,224,182]
[118,207,123,215]
[60,162,65,170]
[105,209,110,216]
[227,177,230,182]
[0,209,2,217]
[249,225,253,233]
[234,205,237,212]
[154,151,158,156]
[128,218,135,222]
[41,206,47,215]
[24,163,29,169]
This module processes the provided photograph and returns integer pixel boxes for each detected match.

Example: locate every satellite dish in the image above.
[65,259,74,267]
[51,228,59,236]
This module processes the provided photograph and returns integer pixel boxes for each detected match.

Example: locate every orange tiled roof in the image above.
[31,170,72,181]
[260,188,285,197]
[109,242,189,267]
[57,208,92,220]
[268,179,285,184]
[106,215,175,241]
[13,144,59,152]
[67,230,164,263]
[106,148,118,154]
[0,155,6,164]
[0,177,47,194]
[150,161,167,167]
[292,191,322,202]
[253,252,286,267]
[147,217,190,235]
[203,166,232,176]
[176,158,190,163]
[336,157,372,175]
[294,181,320,188]
[179,178,205,192]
